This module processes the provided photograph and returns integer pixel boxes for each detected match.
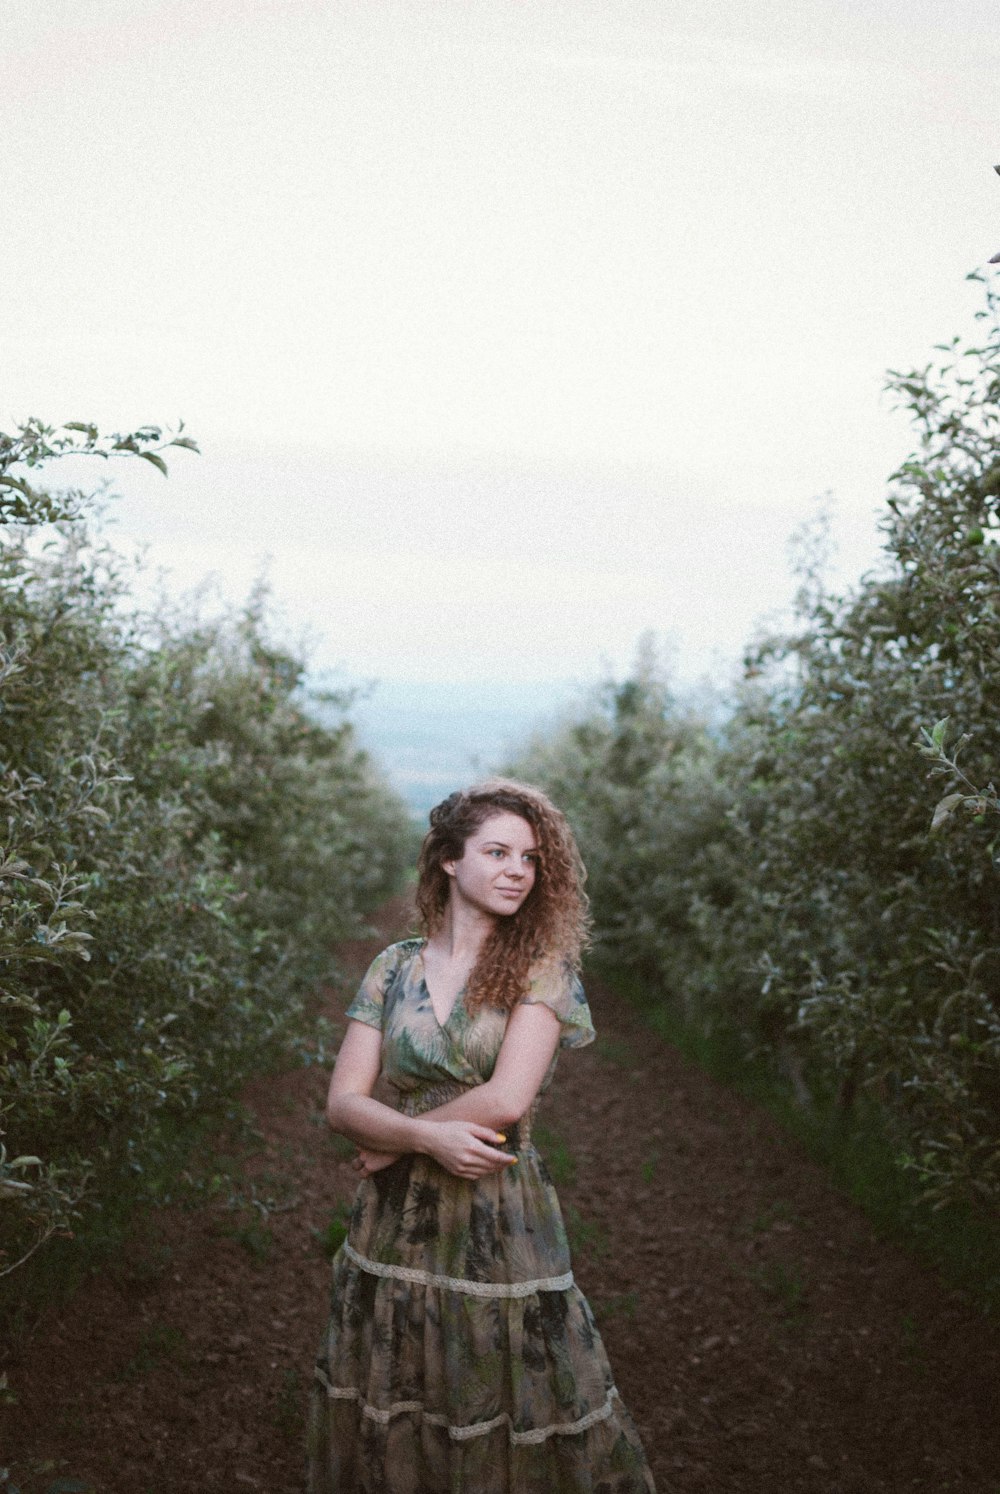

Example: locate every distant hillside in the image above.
[349,679,582,819]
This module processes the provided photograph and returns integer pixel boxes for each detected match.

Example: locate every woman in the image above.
[308,778,655,1493]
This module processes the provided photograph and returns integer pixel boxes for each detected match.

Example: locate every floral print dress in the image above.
[308,939,656,1494]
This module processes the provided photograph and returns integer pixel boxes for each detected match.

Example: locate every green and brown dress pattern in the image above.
[308,939,656,1493]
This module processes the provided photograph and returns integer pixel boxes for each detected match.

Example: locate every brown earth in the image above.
[2,900,999,1493]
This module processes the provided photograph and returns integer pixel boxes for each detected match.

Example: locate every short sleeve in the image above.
[344,946,394,1031]
[519,962,596,1049]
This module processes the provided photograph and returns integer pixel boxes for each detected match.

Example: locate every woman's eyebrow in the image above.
[481,839,538,852]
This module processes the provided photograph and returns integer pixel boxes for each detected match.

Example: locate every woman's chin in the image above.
[493,894,527,915]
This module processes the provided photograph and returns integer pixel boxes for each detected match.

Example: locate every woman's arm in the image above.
[421,1000,562,1128]
[326,1020,515,1179]
[344,1003,563,1177]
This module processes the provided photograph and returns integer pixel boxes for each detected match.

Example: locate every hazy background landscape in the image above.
[3,0,998,812]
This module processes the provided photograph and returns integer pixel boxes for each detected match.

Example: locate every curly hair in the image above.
[415,778,590,1014]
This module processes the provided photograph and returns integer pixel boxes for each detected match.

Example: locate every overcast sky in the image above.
[3,0,998,699]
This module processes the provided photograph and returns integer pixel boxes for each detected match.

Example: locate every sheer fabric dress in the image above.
[308,939,655,1493]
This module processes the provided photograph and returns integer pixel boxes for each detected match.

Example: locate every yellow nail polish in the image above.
[496,1133,506,1143]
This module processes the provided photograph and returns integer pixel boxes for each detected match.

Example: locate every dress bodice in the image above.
[346,939,595,1113]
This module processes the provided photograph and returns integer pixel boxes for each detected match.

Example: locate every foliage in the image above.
[0,421,410,1286]
[511,637,729,1003]
[917,716,1000,830]
[511,274,1000,1216]
[0,417,197,526]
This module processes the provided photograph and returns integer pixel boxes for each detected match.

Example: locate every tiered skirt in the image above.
[308,1142,655,1493]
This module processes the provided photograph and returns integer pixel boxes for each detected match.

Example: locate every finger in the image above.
[466,1154,517,1177]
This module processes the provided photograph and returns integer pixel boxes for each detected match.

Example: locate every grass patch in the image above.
[272,1366,305,1439]
[639,1148,660,1185]
[898,1311,930,1376]
[326,1131,358,1162]
[594,1035,635,1067]
[746,1198,802,1235]
[564,1204,609,1261]
[227,1169,301,1217]
[749,1260,809,1321]
[217,1217,275,1261]
[533,1123,577,1189]
[107,1231,175,1291]
[595,956,1000,1316]
[593,1290,639,1322]
[313,1203,353,1260]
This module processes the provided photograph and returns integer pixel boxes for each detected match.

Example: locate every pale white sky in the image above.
[2,0,998,695]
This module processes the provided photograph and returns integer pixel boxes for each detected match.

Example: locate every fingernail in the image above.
[496,1133,506,1143]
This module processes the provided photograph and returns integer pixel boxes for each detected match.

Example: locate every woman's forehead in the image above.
[472,809,537,845]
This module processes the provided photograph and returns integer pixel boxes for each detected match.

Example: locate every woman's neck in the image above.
[429,895,496,964]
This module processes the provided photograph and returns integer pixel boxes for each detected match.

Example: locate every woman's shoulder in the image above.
[520,956,594,1047]
[374,937,425,975]
[525,952,581,988]
[347,938,424,1026]
[381,935,425,957]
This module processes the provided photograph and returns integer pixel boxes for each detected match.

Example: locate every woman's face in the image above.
[442,810,538,919]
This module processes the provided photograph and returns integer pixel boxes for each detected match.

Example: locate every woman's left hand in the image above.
[351,1147,402,1178]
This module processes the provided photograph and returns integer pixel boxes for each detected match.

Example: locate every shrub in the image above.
[511,275,1000,1215]
[0,422,409,1283]
[510,637,730,1003]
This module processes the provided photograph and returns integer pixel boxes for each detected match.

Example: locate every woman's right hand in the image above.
[352,1147,402,1178]
[424,1121,517,1179]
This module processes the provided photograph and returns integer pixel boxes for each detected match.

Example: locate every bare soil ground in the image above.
[3,901,999,1493]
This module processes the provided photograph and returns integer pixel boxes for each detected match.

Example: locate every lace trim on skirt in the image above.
[342,1241,574,1298]
[314,1367,621,1446]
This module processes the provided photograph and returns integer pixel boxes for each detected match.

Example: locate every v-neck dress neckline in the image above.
[415,942,467,1033]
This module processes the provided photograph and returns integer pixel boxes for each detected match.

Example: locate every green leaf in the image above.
[930,717,950,751]
[930,792,965,831]
[0,1178,34,1196]
[138,451,168,476]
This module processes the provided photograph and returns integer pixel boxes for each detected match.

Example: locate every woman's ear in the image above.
[441,859,457,878]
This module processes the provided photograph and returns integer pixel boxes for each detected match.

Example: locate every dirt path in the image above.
[3,903,999,1493]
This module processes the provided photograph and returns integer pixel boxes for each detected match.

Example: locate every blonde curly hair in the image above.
[415,778,590,1014]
